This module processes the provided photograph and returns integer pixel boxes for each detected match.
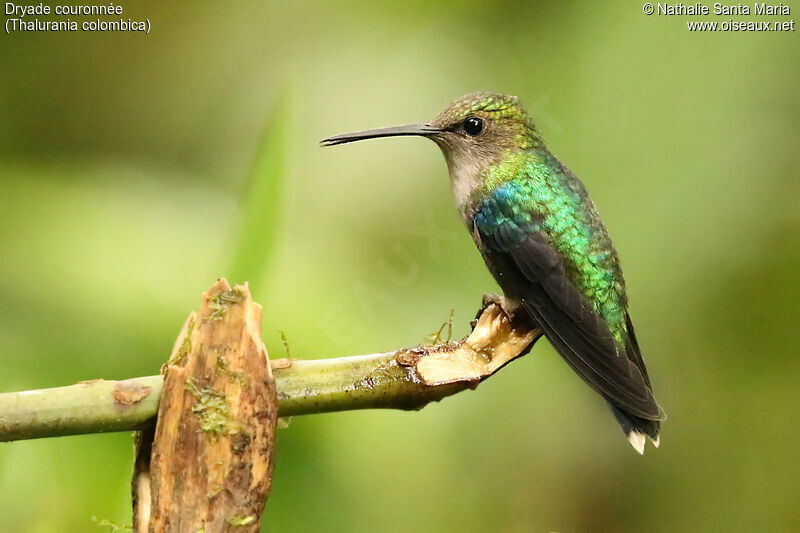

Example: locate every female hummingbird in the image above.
[321,92,665,453]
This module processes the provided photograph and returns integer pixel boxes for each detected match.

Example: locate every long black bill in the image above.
[320,123,440,146]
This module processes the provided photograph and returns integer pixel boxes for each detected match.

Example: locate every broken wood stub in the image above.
[133,279,278,532]
[398,303,542,387]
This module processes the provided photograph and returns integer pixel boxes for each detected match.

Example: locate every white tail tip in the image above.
[627,431,646,454]
[650,435,660,448]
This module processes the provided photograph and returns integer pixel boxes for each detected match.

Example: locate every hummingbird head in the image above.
[426,92,541,159]
[321,92,543,216]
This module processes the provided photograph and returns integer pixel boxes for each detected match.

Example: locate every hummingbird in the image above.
[321,92,665,453]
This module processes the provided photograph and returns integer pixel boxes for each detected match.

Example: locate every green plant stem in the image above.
[0,352,470,442]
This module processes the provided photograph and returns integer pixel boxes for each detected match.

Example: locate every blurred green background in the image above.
[1,1,798,531]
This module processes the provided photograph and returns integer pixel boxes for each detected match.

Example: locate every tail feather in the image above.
[610,404,661,454]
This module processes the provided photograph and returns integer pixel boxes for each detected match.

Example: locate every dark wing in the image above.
[475,225,663,422]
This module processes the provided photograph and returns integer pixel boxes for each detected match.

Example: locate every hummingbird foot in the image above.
[471,293,520,329]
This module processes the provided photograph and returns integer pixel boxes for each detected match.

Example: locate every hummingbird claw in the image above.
[479,293,519,321]
[481,292,504,309]
[471,294,504,330]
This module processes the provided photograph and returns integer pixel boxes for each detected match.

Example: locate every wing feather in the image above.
[479,225,663,421]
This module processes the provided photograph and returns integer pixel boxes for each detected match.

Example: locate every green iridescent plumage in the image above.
[474,151,629,344]
[440,93,629,343]
[321,91,664,453]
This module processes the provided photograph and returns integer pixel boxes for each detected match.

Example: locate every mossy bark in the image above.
[132,280,278,533]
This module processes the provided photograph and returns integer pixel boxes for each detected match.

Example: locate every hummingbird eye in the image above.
[463,117,484,136]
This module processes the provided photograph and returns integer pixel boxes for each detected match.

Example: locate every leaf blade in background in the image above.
[228,94,292,287]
